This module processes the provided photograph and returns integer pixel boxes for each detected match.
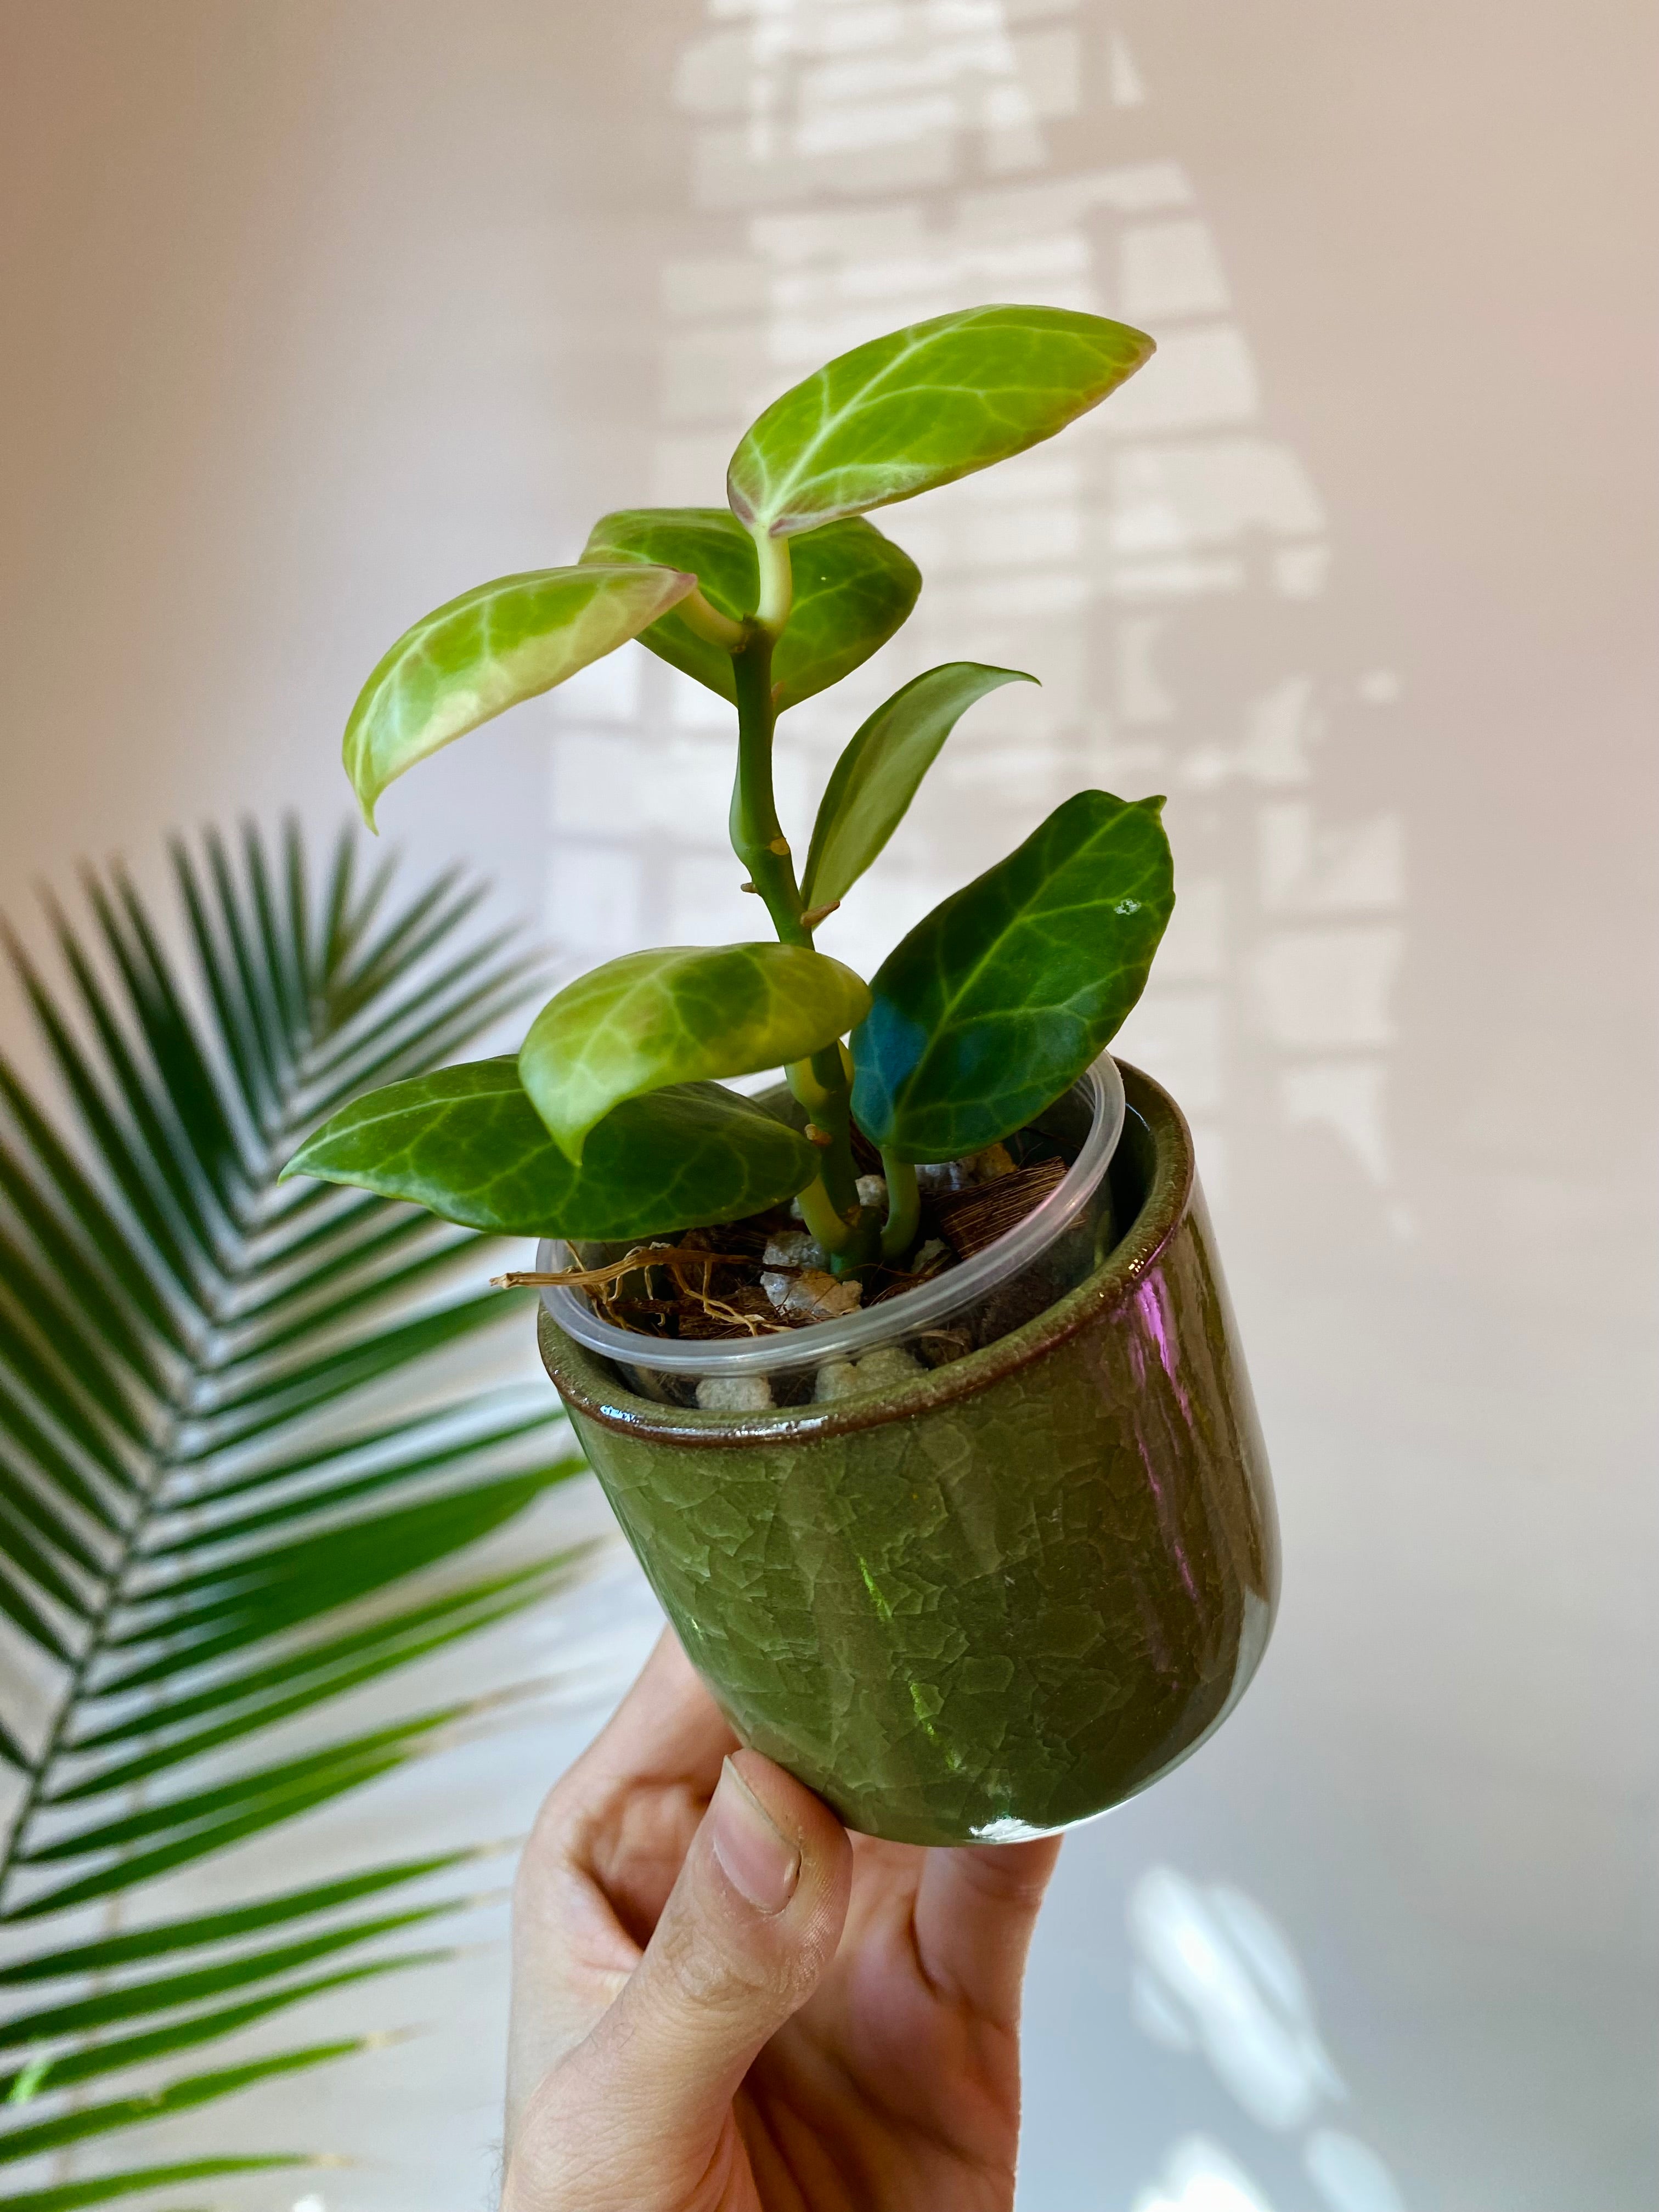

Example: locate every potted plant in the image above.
[287,304,1279,1847]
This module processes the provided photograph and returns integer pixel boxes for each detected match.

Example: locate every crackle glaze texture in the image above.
[539,1065,1278,1844]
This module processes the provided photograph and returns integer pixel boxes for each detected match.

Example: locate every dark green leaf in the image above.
[582,507,919,710]
[851,789,1174,1160]
[518,943,870,1161]
[802,662,1036,910]
[284,1059,819,1240]
[727,303,1154,536]
[344,565,696,827]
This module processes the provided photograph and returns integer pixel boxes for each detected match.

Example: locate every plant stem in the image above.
[729,623,870,1266]
[730,630,805,947]
[752,528,793,635]
[879,1154,920,1260]
[795,1175,853,1255]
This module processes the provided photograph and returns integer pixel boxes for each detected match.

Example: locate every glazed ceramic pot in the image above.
[537,1060,1278,1846]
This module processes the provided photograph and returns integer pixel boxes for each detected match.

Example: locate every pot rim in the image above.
[539,1058,1194,1448]
[537,1052,1126,1376]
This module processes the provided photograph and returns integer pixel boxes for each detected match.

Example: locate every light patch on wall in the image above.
[1280,1059,1390,1183]
[1131,2134,1279,2212]
[1251,928,1403,1050]
[1120,219,1231,322]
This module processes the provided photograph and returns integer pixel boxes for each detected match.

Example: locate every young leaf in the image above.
[802,663,1036,910]
[582,509,919,711]
[518,944,871,1162]
[850,790,1173,1161]
[285,1061,819,1239]
[727,304,1153,538]
[343,564,695,828]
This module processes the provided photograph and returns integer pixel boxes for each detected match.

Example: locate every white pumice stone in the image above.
[695,1375,774,1412]
[812,1359,864,1401]
[763,1229,826,1269]
[910,1238,951,1273]
[855,1344,923,1387]
[916,1160,974,1194]
[764,1267,862,1321]
[855,1173,888,1209]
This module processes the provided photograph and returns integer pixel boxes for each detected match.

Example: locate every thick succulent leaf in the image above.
[519,944,871,1162]
[727,303,1154,537]
[802,662,1036,910]
[851,789,1174,1161]
[343,564,696,828]
[285,1058,817,1240]
[582,508,919,710]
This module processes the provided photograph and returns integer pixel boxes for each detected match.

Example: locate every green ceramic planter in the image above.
[537,1062,1278,1846]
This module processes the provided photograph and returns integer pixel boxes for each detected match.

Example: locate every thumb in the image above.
[508,1751,851,2210]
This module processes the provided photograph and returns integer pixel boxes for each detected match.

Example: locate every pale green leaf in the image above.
[581,507,919,709]
[343,564,696,827]
[518,943,871,1162]
[727,303,1153,535]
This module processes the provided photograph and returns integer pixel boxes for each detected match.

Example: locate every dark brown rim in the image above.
[537,1059,1195,1449]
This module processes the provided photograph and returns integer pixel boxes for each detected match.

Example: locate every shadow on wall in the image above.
[545,0,1407,1230]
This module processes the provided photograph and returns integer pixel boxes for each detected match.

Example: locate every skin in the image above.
[502,1633,1062,2211]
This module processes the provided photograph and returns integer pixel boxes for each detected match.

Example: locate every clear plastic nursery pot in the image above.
[537,1059,1278,1847]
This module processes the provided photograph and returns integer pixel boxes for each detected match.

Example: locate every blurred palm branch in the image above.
[0,823,586,2207]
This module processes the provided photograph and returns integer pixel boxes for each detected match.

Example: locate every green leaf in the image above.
[0,1910,455,2047]
[285,1059,818,1240]
[343,563,696,828]
[727,303,1154,537]
[0,823,592,2191]
[519,943,871,1162]
[582,508,919,710]
[802,662,1036,910]
[0,1852,490,1978]
[0,2158,310,2211]
[0,1953,445,2103]
[0,2042,357,2162]
[850,789,1174,1161]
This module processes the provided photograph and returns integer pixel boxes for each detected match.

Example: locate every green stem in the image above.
[752,528,793,635]
[727,600,870,1267]
[879,1154,920,1261]
[730,632,805,947]
[794,1175,853,1255]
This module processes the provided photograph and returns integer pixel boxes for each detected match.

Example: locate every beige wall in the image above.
[2,4,1655,2209]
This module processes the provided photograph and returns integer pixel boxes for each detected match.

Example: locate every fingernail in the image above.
[710,1757,800,1915]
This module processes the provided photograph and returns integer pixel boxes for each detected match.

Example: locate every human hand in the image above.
[501,1631,1060,2211]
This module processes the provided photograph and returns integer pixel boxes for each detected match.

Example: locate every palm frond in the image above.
[0,823,582,2202]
